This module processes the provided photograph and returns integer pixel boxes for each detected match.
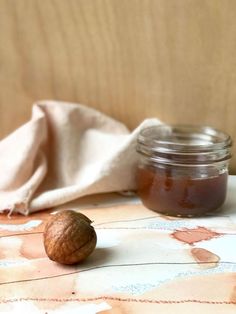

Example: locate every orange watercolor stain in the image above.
[191,248,220,265]
[230,285,236,304]
[20,233,47,259]
[171,226,222,245]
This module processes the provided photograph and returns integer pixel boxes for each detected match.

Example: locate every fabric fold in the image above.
[0,101,161,214]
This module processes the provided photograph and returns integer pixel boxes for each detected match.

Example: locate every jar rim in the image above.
[137,124,232,165]
[138,124,232,153]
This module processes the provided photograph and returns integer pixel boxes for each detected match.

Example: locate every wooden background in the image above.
[0,0,236,172]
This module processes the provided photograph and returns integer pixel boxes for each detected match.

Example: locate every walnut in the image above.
[43,210,97,265]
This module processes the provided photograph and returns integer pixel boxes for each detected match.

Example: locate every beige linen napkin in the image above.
[0,101,160,215]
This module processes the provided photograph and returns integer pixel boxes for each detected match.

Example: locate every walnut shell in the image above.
[43,210,97,265]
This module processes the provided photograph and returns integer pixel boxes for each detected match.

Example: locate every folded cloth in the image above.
[0,101,161,215]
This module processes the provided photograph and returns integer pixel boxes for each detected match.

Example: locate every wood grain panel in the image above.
[0,0,236,172]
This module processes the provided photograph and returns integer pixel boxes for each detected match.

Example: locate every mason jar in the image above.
[136,125,232,217]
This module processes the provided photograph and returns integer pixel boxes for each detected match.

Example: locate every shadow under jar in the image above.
[136,125,232,217]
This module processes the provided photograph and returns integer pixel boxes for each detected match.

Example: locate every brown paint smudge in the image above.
[191,248,220,268]
[171,226,222,245]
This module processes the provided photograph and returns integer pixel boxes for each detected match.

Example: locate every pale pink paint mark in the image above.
[171,226,222,245]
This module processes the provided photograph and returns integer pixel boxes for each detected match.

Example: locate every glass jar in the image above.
[136,125,232,217]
